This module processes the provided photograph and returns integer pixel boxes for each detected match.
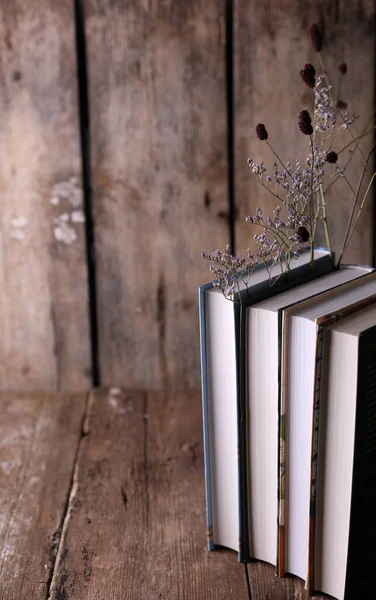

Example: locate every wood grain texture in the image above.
[0,389,329,599]
[234,0,375,265]
[247,561,326,600]
[48,389,250,599]
[0,392,86,600]
[85,1,229,389]
[0,1,91,390]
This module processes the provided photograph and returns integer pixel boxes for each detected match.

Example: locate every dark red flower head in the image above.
[326,151,338,164]
[297,226,310,243]
[309,24,323,52]
[339,63,347,74]
[336,99,348,110]
[256,123,268,141]
[300,63,316,88]
[298,110,313,136]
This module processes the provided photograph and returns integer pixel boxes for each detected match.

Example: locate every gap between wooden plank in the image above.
[244,562,253,600]
[73,0,100,387]
[225,0,236,254]
[143,392,149,530]
[45,391,93,600]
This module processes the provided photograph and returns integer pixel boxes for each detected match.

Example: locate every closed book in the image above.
[244,264,373,568]
[199,248,333,559]
[279,270,376,586]
[313,302,376,599]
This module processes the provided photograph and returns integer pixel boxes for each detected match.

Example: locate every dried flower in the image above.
[296,226,310,243]
[326,151,338,164]
[309,24,323,52]
[201,245,259,298]
[300,63,316,88]
[256,123,268,141]
[202,27,375,296]
[298,110,313,135]
[336,99,348,110]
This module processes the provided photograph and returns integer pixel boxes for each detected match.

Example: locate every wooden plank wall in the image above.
[0,1,374,391]
[0,0,91,390]
[84,0,229,389]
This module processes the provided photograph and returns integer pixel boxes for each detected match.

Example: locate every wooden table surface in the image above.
[0,390,327,600]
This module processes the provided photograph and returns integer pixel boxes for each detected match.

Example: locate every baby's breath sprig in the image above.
[200,245,260,300]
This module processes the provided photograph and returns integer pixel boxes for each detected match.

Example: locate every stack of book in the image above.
[199,248,376,600]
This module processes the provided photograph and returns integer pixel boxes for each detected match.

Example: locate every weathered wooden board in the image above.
[0,389,329,599]
[0,392,86,600]
[84,1,229,389]
[234,0,375,266]
[49,389,250,599]
[0,1,91,390]
[247,562,326,600]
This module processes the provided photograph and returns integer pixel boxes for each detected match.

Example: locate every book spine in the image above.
[277,311,288,576]
[235,300,250,562]
[305,325,325,594]
[198,285,214,550]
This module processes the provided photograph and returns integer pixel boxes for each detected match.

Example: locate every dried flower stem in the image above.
[338,142,376,264]
[319,52,372,175]
[266,142,295,182]
[338,125,376,156]
[310,191,322,243]
[346,172,376,248]
[325,127,376,195]
[309,136,315,265]
[258,179,285,204]
[340,167,358,198]
[258,222,291,247]
[318,185,333,262]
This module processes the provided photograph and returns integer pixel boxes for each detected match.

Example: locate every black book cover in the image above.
[344,325,376,598]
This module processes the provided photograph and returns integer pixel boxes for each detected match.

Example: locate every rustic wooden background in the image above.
[0,0,374,392]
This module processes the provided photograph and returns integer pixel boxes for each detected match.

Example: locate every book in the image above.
[313,302,376,599]
[244,265,373,567]
[278,271,376,586]
[199,248,333,558]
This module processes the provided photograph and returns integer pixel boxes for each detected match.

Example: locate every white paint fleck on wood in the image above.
[54,224,78,245]
[9,216,28,241]
[71,210,85,223]
[54,213,70,224]
[11,217,28,228]
[107,387,133,414]
[108,396,118,409]
[109,387,121,395]
[50,178,85,244]
[51,178,83,207]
